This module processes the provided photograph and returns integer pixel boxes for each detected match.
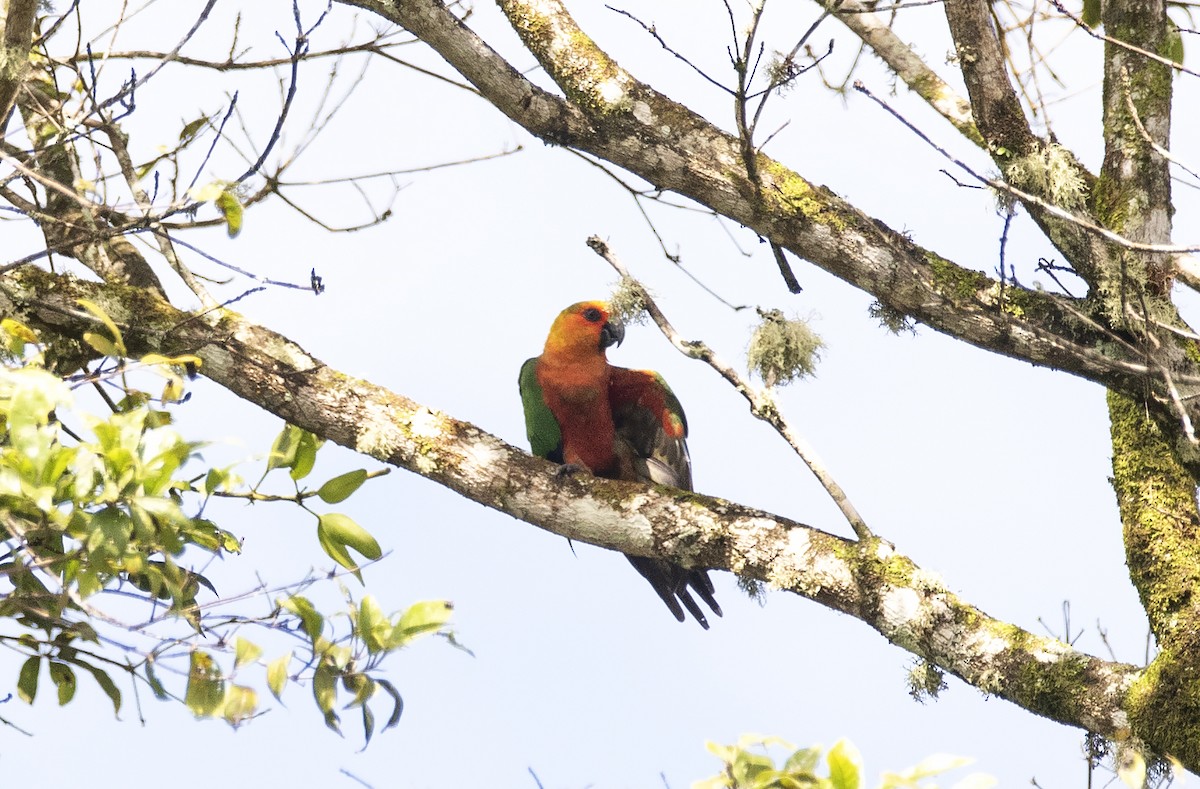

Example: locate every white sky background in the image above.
[3,0,1192,786]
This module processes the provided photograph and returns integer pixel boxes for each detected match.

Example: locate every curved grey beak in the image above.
[600,319,625,350]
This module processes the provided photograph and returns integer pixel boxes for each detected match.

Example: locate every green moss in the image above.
[1014,651,1092,716]
[1107,391,1200,640]
[758,159,846,231]
[499,2,627,116]
[924,251,987,302]
[1125,649,1200,768]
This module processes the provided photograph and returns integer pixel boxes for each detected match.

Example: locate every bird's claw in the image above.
[555,463,586,479]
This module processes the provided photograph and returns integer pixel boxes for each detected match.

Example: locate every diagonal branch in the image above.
[0,0,38,131]
[943,0,1106,287]
[0,265,1144,757]
[588,235,874,542]
[827,0,984,148]
[340,0,1200,473]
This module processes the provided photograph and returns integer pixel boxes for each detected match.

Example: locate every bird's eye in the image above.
[582,307,603,322]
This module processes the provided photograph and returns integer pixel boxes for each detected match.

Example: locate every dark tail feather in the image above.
[676,588,711,630]
[689,569,722,618]
[626,556,720,629]
[627,556,687,622]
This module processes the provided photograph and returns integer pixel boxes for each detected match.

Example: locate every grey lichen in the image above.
[868,301,917,335]
[608,277,650,326]
[1002,143,1088,211]
[747,308,824,386]
[907,659,948,702]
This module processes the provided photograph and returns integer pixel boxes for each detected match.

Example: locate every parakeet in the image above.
[519,301,722,628]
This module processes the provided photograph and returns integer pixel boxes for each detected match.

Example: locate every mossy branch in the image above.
[0,265,1149,758]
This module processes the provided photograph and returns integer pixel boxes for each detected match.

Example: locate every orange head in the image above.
[542,301,625,358]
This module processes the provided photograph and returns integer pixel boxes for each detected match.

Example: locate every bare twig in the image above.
[853,81,1200,257]
[1049,0,1200,79]
[587,235,874,541]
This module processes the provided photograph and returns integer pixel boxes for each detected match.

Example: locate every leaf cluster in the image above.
[0,318,445,744]
[694,736,995,789]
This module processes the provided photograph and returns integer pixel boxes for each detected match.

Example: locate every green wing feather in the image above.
[518,357,563,461]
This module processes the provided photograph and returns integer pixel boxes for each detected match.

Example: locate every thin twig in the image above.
[853,81,1200,256]
[587,235,874,541]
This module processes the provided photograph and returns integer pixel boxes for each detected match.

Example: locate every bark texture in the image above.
[0,266,1142,744]
[6,0,1200,771]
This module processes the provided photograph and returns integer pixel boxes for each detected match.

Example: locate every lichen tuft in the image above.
[608,277,650,326]
[747,309,824,387]
[1002,143,1087,211]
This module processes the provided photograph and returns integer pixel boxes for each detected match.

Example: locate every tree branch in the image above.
[0,0,38,131]
[828,0,983,148]
[340,0,1200,477]
[943,0,1106,288]
[0,266,1145,756]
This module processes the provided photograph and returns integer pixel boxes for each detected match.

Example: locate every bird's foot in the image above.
[554,463,586,478]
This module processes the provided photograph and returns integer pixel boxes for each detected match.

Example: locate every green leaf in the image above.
[290,429,319,481]
[358,595,389,653]
[319,513,382,561]
[827,739,862,789]
[312,660,340,734]
[361,703,377,748]
[904,753,973,781]
[266,424,303,472]
[375,678,404,732]
[222,684,257,726]
[141,352,203,369]
[730,749,774,786]
[69,656,121,716]
[783,746,822,776]
[76,298,127,356]
[316,469,369,504]
[204,468,226,495]
[390,599,453,647]
[188,181,225,202]
[17,656,40,704]
[82,331,119,358]
[267,652,291,701]
[1,318,38,355]
[1081,0,1101,27]
[280,595,324,643]
[185,650,225,718]
[317,517,360,580]
[48,662,76,705]
[216,189,243,237]
[341,672,375,709]
[144,659,169,701]
[234,637,263,670]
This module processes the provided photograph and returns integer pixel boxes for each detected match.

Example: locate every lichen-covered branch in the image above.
[0,0,37,129]
[339,0,1200,481]
[943,0,1105,287]
[829,0,983,148]
[15,72,165,294]
[0,266,1145,754]
[1093,0,1200,761]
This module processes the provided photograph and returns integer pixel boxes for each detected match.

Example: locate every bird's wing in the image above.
[518,357,563,462]
[608,367,691,489]
[609,367,720,628]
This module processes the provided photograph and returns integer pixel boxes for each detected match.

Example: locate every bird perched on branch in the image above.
[519,301,722,628]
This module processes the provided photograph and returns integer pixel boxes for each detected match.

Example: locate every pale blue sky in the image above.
[3,1,1188,786]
